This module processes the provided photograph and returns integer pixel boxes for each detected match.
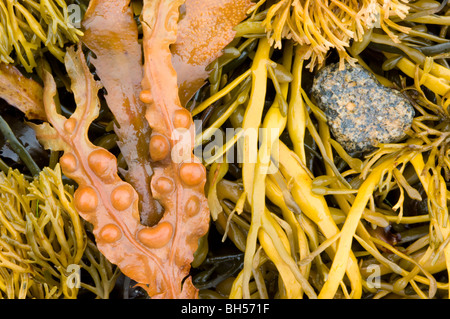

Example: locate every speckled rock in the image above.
[311,62,414,153]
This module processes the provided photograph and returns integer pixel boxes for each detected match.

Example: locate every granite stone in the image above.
[311,62,414,153]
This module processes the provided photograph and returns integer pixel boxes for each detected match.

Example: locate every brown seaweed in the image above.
[0,63,45,121]
[172,0,253,106]
[81,0,163,226]
[139,0,210,297]
[32,0,210,298]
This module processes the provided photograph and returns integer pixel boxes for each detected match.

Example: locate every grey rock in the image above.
[311,62,414,153]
